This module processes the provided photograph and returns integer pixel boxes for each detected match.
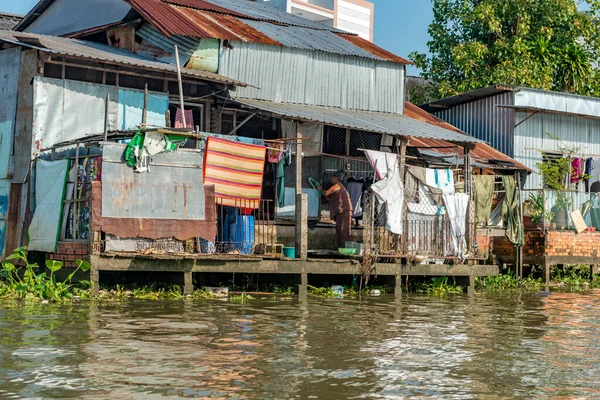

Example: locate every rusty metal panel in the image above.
[0,47,21,180]
[101,143,206,220]
[0,12,21,30]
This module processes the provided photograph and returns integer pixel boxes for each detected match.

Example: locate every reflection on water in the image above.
[1,291,600,398]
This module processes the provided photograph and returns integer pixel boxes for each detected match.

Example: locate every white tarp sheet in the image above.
[32,77,168,158]
[27,159,69,252]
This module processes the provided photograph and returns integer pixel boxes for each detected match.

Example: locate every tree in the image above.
[410,0,600,101]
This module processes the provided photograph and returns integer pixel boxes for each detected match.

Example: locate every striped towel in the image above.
[203,137,266,209]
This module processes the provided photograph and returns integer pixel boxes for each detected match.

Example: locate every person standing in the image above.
[319,173,353,248]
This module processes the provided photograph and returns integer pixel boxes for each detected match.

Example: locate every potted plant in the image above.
[536,134,583,230]
[525,192,554,229]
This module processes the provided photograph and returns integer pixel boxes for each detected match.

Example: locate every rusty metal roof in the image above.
[0,30,247,86]
[126,0,410,64]
[404,102,530,171]
[0,12,22,30]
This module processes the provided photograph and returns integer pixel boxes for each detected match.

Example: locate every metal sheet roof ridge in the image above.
[420,85,516,112]
[13,0,55,31]
[335,33,412,65]
[0,30,248,86]
[231,97,484,144]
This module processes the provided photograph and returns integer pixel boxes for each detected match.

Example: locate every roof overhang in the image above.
[232,97,484,144]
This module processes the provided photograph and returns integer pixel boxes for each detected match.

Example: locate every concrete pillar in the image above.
[394,273,402,296]
[466,275,475,295]
[295,122,308,260]
[543,260,550,285]
[183,271,193,295]
[90,267,100,296]
[298,272,308,299]
[592,265,599,282]
[296,193,308,260]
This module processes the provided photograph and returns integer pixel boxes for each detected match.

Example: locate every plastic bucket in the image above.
[283,247,296,258]
[234,215,255,255]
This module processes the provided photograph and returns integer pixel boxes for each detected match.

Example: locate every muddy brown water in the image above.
[1,291,600,399]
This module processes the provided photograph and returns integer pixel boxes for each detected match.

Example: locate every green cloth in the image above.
[473,175,495,225]
[124,131,145,168]
[124,131,188,169]
[276,153,286,208]
[501,176,524,246]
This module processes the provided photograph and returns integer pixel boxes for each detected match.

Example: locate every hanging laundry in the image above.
[501,176,523,245]
[363,149,398,180]
[371,165,404,234]
[276,153,286,208]
[570,158,583,183]
[347,180,364,219]
[473,175,495,226]
[589,158,600,193]
[124,131,187,173]
[175,108,194,128]
[443,192,469,257]
[268,143,284,163]
[425,168,455,193]
[203,137,267,209]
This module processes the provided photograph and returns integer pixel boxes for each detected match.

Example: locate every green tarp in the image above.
[502,176,524,246]
[474,175,495,225]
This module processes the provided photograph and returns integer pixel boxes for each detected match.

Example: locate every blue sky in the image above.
[0,0,433,75]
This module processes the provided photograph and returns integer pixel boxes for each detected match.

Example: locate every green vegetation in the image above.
[97,283,186,301]
[229,292,255,303]
[551,265,594,287]
[410,0,600,103]
[0,247,91,302]
[416,277,463,295]
[476,274,545,291]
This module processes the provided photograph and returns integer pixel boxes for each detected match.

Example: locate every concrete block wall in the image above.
[48,241,89,267]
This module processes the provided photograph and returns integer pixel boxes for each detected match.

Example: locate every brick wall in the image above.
[48,241,89,267]
[491,230,600,260]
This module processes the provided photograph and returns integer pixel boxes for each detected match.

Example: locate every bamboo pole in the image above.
[174,45,187,128]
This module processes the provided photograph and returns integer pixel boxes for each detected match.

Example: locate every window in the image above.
[322,126,381,156]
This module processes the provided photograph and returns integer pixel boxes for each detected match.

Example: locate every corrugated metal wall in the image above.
[219,41,405,114]
[514,112,600,190]
[436,92,515,157]
[0,47,22,258]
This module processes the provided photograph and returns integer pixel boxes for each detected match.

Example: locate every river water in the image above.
[0,291,599,399]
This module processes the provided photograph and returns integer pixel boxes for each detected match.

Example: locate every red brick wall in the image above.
[48,241,89,268]
[545,231,600,258]
[490,230,600,260]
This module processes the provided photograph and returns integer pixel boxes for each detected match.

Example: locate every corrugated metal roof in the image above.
[0,30,247,86]
[0,12,22,31]
[404,102,530,171]
[127,0,410,64]
[233,97,484,143]
[420,85,516,113]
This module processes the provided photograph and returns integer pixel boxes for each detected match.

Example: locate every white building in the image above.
[258,0,374,41]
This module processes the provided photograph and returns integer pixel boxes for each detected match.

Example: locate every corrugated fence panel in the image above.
[219,41,404,113]
[436,91,514,157]
[514,112,600,190]
[0,47,21,179]
[102,143,206,220]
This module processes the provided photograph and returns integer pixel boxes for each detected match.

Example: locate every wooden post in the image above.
[174,45,187,128]
[103,93,110,142]
[142,83,148,125]
[295,122,308,259]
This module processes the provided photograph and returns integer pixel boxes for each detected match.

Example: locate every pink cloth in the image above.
[175,108,194,128]
[571,158,583,183]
